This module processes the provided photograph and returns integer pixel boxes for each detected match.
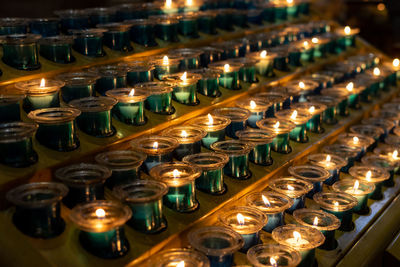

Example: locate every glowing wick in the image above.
[129,89,135,96]
[312,37,319,44]
[373,67,381,76]
[250,100,257,109]
[181,130,188,138]
[237,213,245,225]
[177,261,185,267]
[95,208,106,218]
[224,63,230,72]
[290,110,298,120]
[288,185,295,191]
[293,231,301,243]
[165,0,172,8]
[162,55,169,66]
[270,257,277,267]
[344,26,351,35]
[313,216,319,226]
[346,82,354,92]
[40,78,45,87]
[366,170,372,181]
[153,141,159,149]
[393,58,400,68]
[262,195,271,207]
[207,113,214,125]
[260,50,267,58]
[273,121,280,129]
[172,169,180,178]
[353,136,359,144]
[309,106,315,114]
[299,81,305,89]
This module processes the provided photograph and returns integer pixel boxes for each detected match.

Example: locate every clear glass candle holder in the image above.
[337,132,374,158]
[211,107,250,139]
[272,224,325,267]
[247,244,301,267]
[56,72,99,103]
[119,61,155,86]
[0,94,24,122]
[0,34,41,70]
[371,109,400,126]
[350,124,385,148]
[236,97,271,128]
[211,140,253,180]
[246,191,293,233]
[219,206,267,252]
[208,61,243,90]
[190,68,222,97]
[188,226,244,267]
[247,50,277,77]
[88,65,128,96]
[70,28,106,57]
[275,109,311,143]
[135,82,175,115]
[55,163,111,208]
[257,118,296,154]
[105,88,148,125]
[335,26,360,48]
[0,17,28,35]
[187,114,231,149]
[334,82,364,109]
[293,209,341,251]
[150,54,181,80]
[69,96,117,137]
[304,73,334,91]
[332,179,375,215]
[95,150,146,189]
[113,180,168,233]
[267,177,313,214]
[163,72,201,105]
[69,200,131,258]
[130,135,179,173]
[373,144,400,174]
[285,80,319,103]
[236,129,276,166]
[255,91,288,118]
[322,144,360,172]
[152,15,179,42]
[149,248,210,267]
[162,126,207,160]
[307,153,347,185]
[228,57,259,83]
[29,18,60,37]
[149,162,201,212]
[38,35,75,64]
[54,9,89,31]
[385,134,400,147]
[349,165,390,200]
[320,88,350,117]
[307,95,340,125]
[199,46,223,67]
[288,165,331,198]
[168,48,203,70]
[97,22,133,52]
[28,107,81,151]
[6,182,68,238]
[292,102,327,134]
[361,154,397,187]
[126,19,157,47]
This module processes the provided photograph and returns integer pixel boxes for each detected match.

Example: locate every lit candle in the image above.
[289,165,330,198]
[349,165,390,200]
[336,25,359,48]
[276,109,311,143]
[236,98,271,128]
[308,153,347,185]
[257,118,295,154]
[247,50,276,77]
[209,61,242,90]
[246,244,301,267]
[163,71,201,105]
[151,248,209,266]
[151,55,181,80]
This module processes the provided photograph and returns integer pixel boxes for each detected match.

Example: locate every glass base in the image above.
[12,211,65,238]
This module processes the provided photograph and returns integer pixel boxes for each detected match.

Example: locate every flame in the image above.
[393,58,400,68]
[237,213,245,225]
[177,261,185,267]
[250,100,257,109]
[262,195,271,207]
[95,208,106,218]
[172,169,180,178]
[326,155,331,162]
[373,67,381,76]
[353,180,360,191]
[303,41,309,48]
[129,89,135,96]
[287,0,293,4]
[366,170,372,181]
[270,257,277,267]
[309,106,315,114]
[165,0,172,8]
[299,81,305,89]
[312,37,319,44]
[162,55,169,66]
[180,72,187,81]
[40,78,45,87]
[346,82,354,92]
[288,185,295,191]
[260,50,267,58]
[207,113,214,125]
[334,201,339,207]
[153,141,159,149]
[186,0,193,6]
[293,231,301,242]
[353,136,359,144]
[313,216,319,226]
[180,130,188,138]
[224,64,230,72]
[273,121,280,129]
[344,26,351,35]
[392,150,399,159]
[290,110,298,120]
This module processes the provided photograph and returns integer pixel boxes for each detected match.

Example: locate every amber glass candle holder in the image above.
[257,118,296,154]
[288,165,330,198]
[307,153,347,185]
[247,244,301,267]
[275,109,311,143]
[322,144,360,172]
[211,107,250,139]
[56,72,99,103]
[0,94,24,122]
[349,165,390,200]
[149,248,210,267]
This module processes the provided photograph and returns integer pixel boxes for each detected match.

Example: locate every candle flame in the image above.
[366,170,372,181]
[40,78,45,87]
[177,261,185,267]
[129,89,135,96]
[287,0,293,4]
[326,155,331,162]
[312,37,319,44]
[186,0,193,6]
[290,110,298,120]
[344,26,351,35]
[262,195,271,207]
[172,169,180,178]
[353,180,360,191]
[334,201,339,207]
[153,141,159,149]
[309,106,315,114]
[273,121,280,129]
[346,82,354,92]
[224,64,230,73]
[303,41,309,48]
[207,113,214,125]
[353,136,359,144]
[165,0,172,8]
[313,216,319,226]
[237,213,245,225]
[162,55,169,66]
[299,81,305,89]
[181,130,188,138]
[180,72,187,81]
[270,257,277,267]
[373,67,381,76]
[260,50,267,58]
[250,100,257,109]
[392,150,399,159]
[393,58,400,68]
[95,208,106,218]
[293,231,301,242]
[288,185,295,191]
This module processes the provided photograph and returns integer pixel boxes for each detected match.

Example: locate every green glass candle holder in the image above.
[213,9,235,31]
[6,182,68,238]
[163,72,201,105]
[15,78,63,113]
[88,65,128,95]
[208,61,243,90]
[70,28,106,57]
[304,73,334,92]
[236,129,275,166]
[150,162,201,212]
[307,153,347,185]
[247,50,277,77]
[119,61,154,86]
[178,13,199,38]
[211,107,251,139]
[150,248,210,267]
[0,17,28,35]
[84,7,117,27]
[373,144,400,174]
[55,163,111,208]
[285,79,319,103]
[199,46,224,67]
[69,96,117,137]
[276,109,311,143]
[69,201,131,259]
[212,40,242,60]
[169,48,202,70]
[255,91,288,118]
[105,88,148,125]
[0,95,24,122]
[228,57,259,83]
[39,35,75,64]
[0,34,41,70]
[97,22,133,52]
[28,107,81,152]
[0,122,38,168]
[247,244,301,267]
[54,9,89,32]
[151,15,179,42]
[211,140,253,180]
[29,18,60,37]
[288,165,330,198]
[190,68,222,97]
[320,87,350,117]
[197,11,217,35]
[125,19,157,47]
[292,102,327,133]
[257,118,296,154]
[135,82,175,115]
[349,165,390,200]
[322,144,359,173]
[56,72,99,103]
[150,54,181,80]
[307,95,340,125]
[235,97,271,128]
[335,26,360,49]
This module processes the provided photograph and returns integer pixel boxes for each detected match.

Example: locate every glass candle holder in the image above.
[130,135,179,173]
[28,107,81,151]
[288,165,330,198]
[188,227,243,267]
[236,97,271,128]
[135,82,175,115]
[15,78,63,113]
[307,153,347,185]
[272,224,325,267]
[219,206,267,252]
[349,124,384,149]
[337,132,375,157]
[255,91,288,117]
[236,129,276,166]
[6,182,68,238]
[69,96,117,137]
[373,144,400,174]
[29,18,60,37]
[126,19,157,47]
[39,35,75,64]
[119,61,154,86]
[0,94,24,122]
[105,88,148,125]
[275,109,311,143]
[322,144,360,172]
[294,40,315,63]
[304,73,334,91]
[113,180,168,233]
[332,179,375,215]
[211,107,250,139]
[257,118,296,154]
[70,28,106,57]
[313,192,357,231]
[187,114,231,149]
[150,162,201,212]
[211,40,243,60]
[199,46,224,67]
[97,22,133,52]
[371,109,400,126]
[247,244,301,267]
[0,122,38,167]
[361,154,397,187]
[292,102,327,133]
[268,177,314,214]
[56,72,99,103]
[0,17,28,35]
[95,150,146,189]
[349,165,390,200]
[169,48,202,70]
[211,140,253,180]
[208,62,243,90]
[320,88,350,117]
[88,65,128,96]
[247,50,277,77]
[196,11,217,35]
[55,163,111,208]
[54,9,89,31]
[293,209,341,251]
[335,26,360,48]
[178,13,199,38]
[152,15,179,42]
[246,191,293,233]
[0,34,41,70]
[385,134,400,147]
[190,68,222,97]
[162,126,207,160]
[334,82,364,109]
[149,248,210,267]
[69,200,131,258]
[228,57,259,83]
[151,54,181,80]
[213,9,235,31]
[84,7,117,27]
[163,72,201,105]
[307,95,340,125]
[285,80,319,103]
